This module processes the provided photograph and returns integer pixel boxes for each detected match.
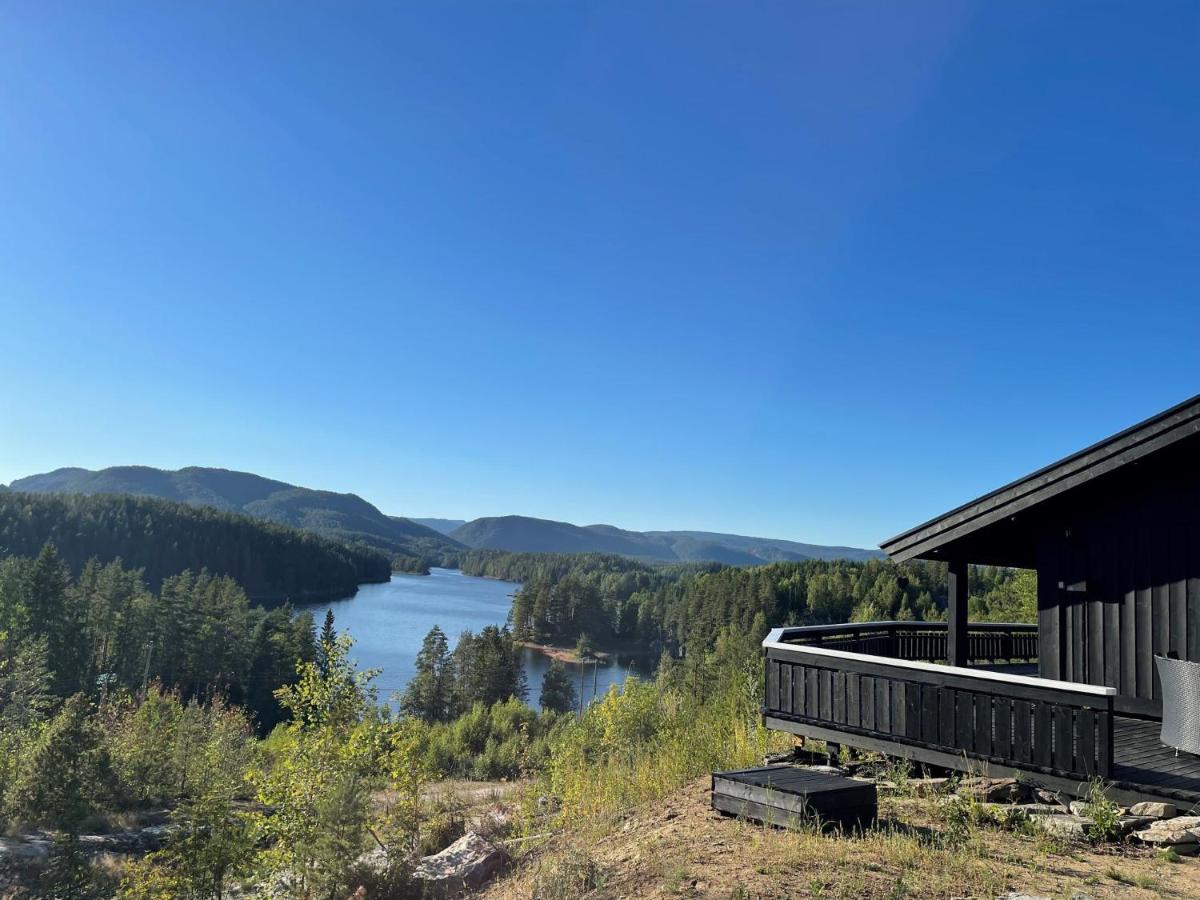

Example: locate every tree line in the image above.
[0,544,316,732]
[488,552,1036,657]
[0,491,392,604]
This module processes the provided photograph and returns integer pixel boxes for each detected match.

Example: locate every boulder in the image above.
[1117,815,1157,836]
[908,777,951,797]
[0,837,52,865]
[1035,788,1071,809]
[1129,801,1177,819]
[1132,827,1199,848]
[413,832,510,894]
[994,803,1066,817]
[1132,816,1200,835]
[1031,814,1092,840]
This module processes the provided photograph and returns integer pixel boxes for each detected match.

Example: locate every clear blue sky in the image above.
[1,2,1197,548]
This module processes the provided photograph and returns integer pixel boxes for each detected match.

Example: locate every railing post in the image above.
[1098,695,1114,777]
[947,557,969,667]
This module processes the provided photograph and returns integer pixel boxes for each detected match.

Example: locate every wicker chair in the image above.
[1155,655,1200,756]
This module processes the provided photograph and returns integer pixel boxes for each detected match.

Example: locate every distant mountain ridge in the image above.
[9,466,463,562]
[408,518,468,536]
[8,467,880,567]
[449,515,881,564]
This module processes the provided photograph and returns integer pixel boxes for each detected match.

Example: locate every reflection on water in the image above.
[304,568,649,710]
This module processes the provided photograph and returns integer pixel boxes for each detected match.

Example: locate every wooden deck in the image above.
[1114,716,1200,806]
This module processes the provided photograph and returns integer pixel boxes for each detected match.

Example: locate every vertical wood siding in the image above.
[1037,466,1200,716]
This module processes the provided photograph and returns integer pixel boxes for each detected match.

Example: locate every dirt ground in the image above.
[483,778,1200,899]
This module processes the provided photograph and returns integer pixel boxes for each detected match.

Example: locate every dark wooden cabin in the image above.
[762,395,1200,804]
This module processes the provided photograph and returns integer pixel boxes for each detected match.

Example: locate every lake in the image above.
[307,568,650,710]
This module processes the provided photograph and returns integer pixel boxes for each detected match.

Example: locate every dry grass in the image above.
[482,777,1200,899]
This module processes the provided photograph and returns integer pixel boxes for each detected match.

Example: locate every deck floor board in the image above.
[1114,716,1200,803]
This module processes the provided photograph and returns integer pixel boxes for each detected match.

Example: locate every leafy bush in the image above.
[545,618,780,823]
[417,698,568,780]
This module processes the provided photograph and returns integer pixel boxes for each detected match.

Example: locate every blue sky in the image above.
[1,2,1197,548]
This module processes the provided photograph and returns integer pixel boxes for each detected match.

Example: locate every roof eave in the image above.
[879,394,1200,564]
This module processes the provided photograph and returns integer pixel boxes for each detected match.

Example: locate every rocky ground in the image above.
[482,775,1200,899]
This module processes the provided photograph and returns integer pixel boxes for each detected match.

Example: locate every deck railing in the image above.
[763,623,1115,781]
[781,620,1039,665]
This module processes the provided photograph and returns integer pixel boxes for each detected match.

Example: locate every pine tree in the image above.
[317,610,337,676]
[400,626,452,722]
[538,661,576,714]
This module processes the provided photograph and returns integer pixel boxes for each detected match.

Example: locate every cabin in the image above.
[762,395,1200,804]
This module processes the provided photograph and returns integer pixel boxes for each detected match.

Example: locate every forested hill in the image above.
[9,465,463,565]
[0,491,391,603]
[450,515,881,564]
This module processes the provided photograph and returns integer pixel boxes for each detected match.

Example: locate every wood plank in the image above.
[993,697,1012,760]
[973,693,993,757]
[920,684,939,744]
[794,662,807,717]
[1122,527,1137,696]
[860,675,875,732]
[955,691,974,754]
[1171,523,1188,661]
[846,673,860,729]
[711,793,875,830]
[1136,517,1153,701]
[1078,709,1097,777]
[1053,707,1075,773]
[939,685,957,746]
[1035,702,1053,768]
[1189,514,1200,663]
[1013,699,1033,765]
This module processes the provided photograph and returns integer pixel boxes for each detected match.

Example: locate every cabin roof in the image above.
[880,393,1200,564]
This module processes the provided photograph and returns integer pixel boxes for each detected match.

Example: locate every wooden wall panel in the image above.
[1034,462,1200,716]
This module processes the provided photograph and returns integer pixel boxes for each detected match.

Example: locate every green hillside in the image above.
[9,465,463,565]
[0,491,391,603]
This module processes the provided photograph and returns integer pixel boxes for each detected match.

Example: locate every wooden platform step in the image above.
[711,765,877,830]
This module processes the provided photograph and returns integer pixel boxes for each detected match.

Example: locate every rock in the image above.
[983,803,1063,819]
[1117,815,1157,836]
[413,832,510,894]
[1035,788,1071,809]
[1168,843,1200,856]
[908,777,950,797]
[959,777,1031,802]
[0,837,52,865]
[763,750,796,765]
[1130,801,1177,819]
[1133,827,1199,848]
[1068,800,1090,817]
[1137,816,1200,835]
[474,805,513,837]
[1031,814,1092,840]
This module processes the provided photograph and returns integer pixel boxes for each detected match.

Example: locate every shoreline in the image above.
[517,641,613,664]
[517,640,659,664]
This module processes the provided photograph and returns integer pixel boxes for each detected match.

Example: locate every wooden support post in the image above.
[948,558,969,667]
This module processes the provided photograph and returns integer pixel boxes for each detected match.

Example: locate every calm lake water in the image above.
[306,568,649,710]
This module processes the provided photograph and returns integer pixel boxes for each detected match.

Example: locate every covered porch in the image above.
[762,621,1200,806]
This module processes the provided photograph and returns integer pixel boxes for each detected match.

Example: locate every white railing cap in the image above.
[762,628,1116,697]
